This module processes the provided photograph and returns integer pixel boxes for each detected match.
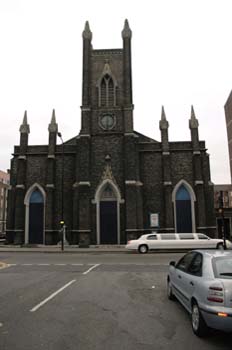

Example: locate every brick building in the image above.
[225,90,232,183]
[0,170,10,236]
[6,20,215,245]
[214,184,232,240]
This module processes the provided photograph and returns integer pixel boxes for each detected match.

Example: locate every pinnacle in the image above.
[189,105,199,129]
[161,106,166,121]
[122,19,132,39]
[19,110,30,134]
[23,110,28,125]
[159,106,169,130]
[48,109,58,133]
[191,105,196,120]
[82,21,92,40]
[51,109,56,124]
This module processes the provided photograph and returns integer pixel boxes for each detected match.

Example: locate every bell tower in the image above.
[80,19,134,136]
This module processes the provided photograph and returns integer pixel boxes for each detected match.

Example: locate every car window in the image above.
[188,253,203,276]
[179,234,194,240]
[212,257,232,279]
[176,252,197,272]
[160,234,176,240]
[147,235,157,240]
[197,234,209,240]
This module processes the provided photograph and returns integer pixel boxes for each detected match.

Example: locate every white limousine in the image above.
[125,233,232,253]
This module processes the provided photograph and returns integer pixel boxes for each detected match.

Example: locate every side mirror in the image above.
[169,261,176,267]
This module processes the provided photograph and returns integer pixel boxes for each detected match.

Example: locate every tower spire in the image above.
[189,105,199,129]
[48,109,58,133]
[122,19,132,39]
[19,110,30,134]
[82,21,92,40]
[159,106,169,130]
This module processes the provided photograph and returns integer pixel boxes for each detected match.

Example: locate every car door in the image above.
[146,234,158,249]
[181,252,203,312]
[171,252,197,308]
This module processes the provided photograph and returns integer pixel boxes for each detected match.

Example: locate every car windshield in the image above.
[212,256,232,279]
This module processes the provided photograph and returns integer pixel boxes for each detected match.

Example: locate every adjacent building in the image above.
[214,184,232,240]
[225,91,232,183]
[0,170,10,236]
[6,20,215,245]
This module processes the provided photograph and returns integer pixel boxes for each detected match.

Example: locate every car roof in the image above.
[190,249,232,258]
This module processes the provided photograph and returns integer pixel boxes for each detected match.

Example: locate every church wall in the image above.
[140,152,164,230]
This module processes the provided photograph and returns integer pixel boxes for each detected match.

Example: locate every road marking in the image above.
[22,264,33,266]
[0,262,9,269]
[37,264,50,266]
[30,279,76,313]
[71,263,83,266]
[54,264,66,266]
[83,264,100,275]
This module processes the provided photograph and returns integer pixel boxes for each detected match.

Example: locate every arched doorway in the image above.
[24,184,46,244]
[100,184,117,244]
[29,189,44,244]
[172,181,196,233]
[94,179,122,245]
[175,185,192,232]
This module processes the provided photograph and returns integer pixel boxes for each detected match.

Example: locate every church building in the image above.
[6,20,215,246]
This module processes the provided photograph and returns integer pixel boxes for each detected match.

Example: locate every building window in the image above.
[99,74,116,107]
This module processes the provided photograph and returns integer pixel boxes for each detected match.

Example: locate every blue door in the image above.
[29,190,44,244]
[176,185,192,233]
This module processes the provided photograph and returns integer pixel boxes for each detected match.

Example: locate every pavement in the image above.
[0,241,127,253]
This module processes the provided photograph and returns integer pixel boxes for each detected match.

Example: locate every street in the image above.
[0,252,231,349]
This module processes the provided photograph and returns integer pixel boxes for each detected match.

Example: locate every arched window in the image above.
[30,190,43,203]
[175,185,193,233]
[101,184,117,201]
[176,185,191,201]
[99,74,116,107]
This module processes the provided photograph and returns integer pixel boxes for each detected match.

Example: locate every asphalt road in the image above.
[0,252,231,350]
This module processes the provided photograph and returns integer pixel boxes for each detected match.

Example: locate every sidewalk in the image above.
[0,243,127,253]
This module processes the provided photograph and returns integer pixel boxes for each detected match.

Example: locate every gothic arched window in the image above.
[99,74,116,107]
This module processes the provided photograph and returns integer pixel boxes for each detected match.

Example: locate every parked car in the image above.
[167,250,232,336]
[125,233,231,253]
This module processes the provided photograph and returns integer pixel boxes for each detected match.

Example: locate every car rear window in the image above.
[160,234,176,240]
[212,257,232,279]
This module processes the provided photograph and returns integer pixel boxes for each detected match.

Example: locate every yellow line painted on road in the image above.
[0,261,9,270]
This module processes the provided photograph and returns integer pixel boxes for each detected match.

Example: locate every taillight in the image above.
[127,241,131,244]
[207,286,224,303]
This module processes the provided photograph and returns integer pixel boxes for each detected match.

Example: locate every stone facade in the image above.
[0,170,10,236]
[6,20,216,245]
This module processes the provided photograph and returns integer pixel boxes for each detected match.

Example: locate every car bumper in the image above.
[125,244,137,250]
[200,306,232,332]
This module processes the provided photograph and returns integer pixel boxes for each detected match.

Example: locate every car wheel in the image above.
[167,279,175,300]
[191,301,208,337]
[138,245,148,254]
[217,243,224,250]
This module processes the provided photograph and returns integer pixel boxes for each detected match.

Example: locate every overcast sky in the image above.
[0,0,232,184]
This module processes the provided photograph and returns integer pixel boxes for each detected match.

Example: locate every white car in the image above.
[125,233,232,253]
[167,250,232,336]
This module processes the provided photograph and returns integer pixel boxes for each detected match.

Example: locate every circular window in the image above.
[99,114,115,130]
